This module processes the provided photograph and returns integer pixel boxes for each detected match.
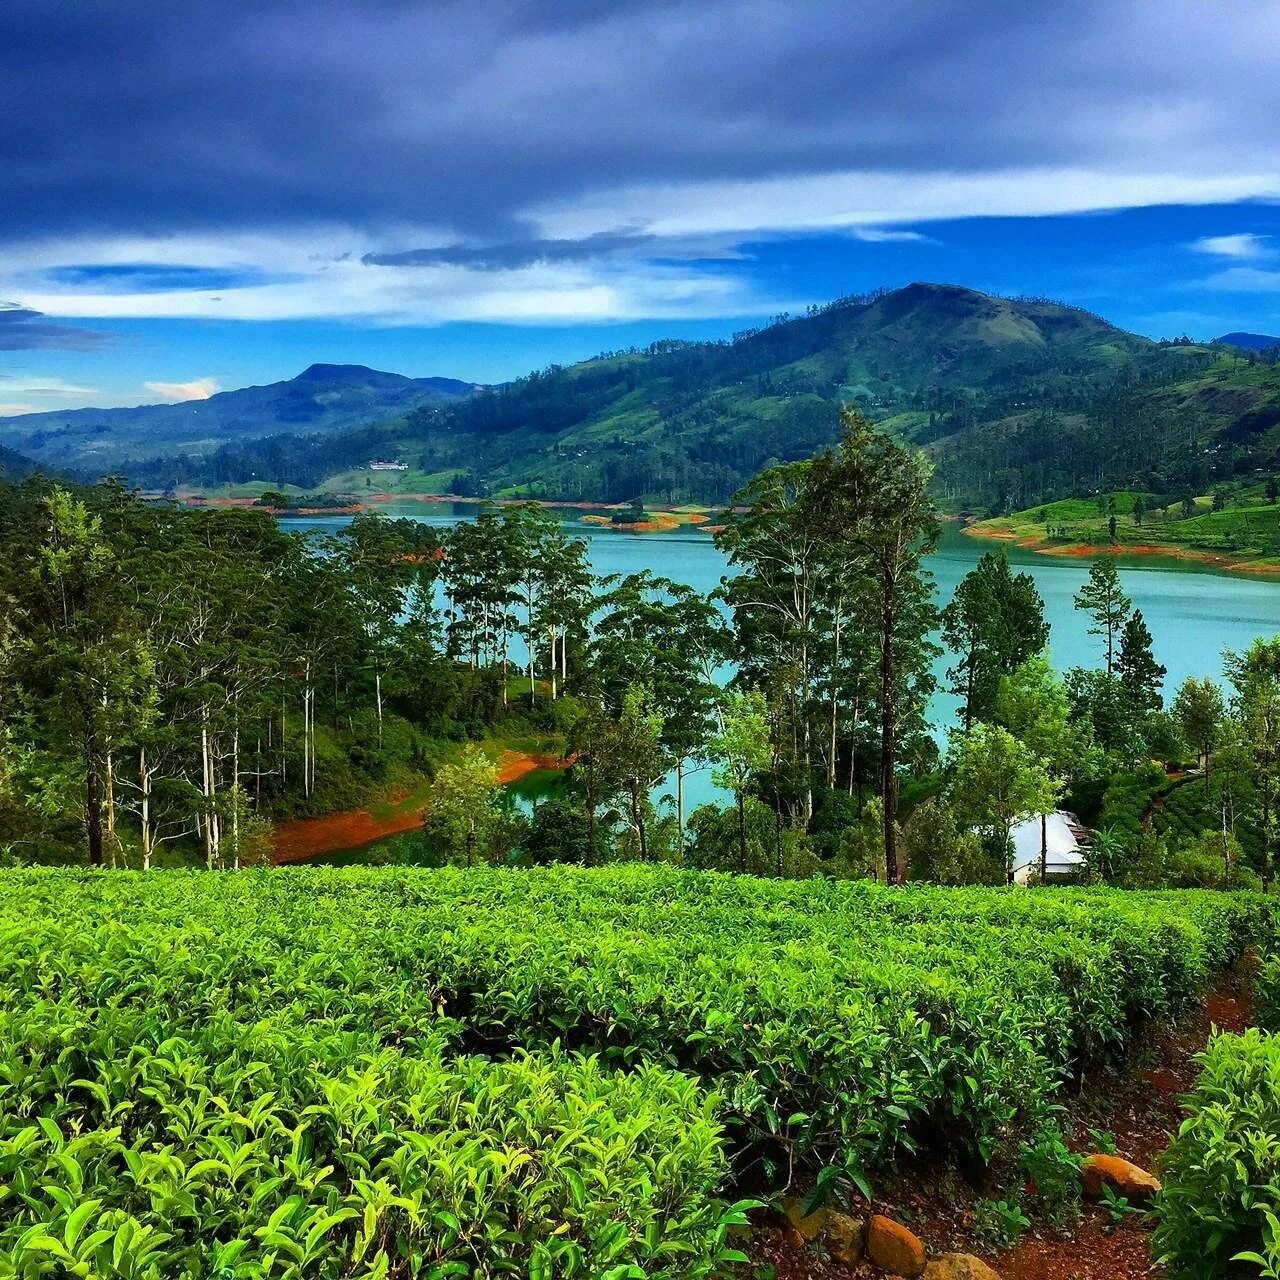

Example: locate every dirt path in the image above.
[746,974,1252,1279]
[991,979,1250,1280]
[271,750,568,864]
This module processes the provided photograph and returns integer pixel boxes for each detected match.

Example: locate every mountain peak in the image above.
[295,363,390,382]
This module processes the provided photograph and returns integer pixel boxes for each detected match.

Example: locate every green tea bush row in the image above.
[1259,955,1280,1033]
[1155,1028,1280,1278]
[0,991,746,1280]
[4,866,1270,1199]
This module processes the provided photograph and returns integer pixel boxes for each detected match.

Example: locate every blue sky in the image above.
[4,2,1280,413]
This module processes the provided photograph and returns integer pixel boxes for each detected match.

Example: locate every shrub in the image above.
[1155,1028,1280,1278]
[1260,955,1280,1033]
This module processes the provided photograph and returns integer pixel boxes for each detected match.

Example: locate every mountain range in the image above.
[3,283,1278,512]
[0,364,478,474]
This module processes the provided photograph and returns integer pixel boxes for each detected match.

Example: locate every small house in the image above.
[1010,810,1090,884]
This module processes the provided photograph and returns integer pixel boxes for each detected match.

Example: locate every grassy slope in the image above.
[970,485,1280,566]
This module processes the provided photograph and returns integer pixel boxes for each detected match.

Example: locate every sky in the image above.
[5,0,1280,415]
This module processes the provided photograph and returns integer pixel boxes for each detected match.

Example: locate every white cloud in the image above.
[144,377,220,400]
[1202,266,1280,292]
[4,226,789,326]
[0,375,98,398]
[0,403,42,417]
[850,227,932,244]
[1192,233,1272,259]
[529,167,1280,241]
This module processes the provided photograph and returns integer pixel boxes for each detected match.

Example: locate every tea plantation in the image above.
[2,866,1275,1278]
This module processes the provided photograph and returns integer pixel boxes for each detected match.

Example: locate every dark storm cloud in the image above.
[0,304,115,351]
[3,0,1279,246]
[363,232,655,270]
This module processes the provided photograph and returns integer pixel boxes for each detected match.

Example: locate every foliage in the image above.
[2,864,1271,1212]
[942,552,1048,729]
[1259,955,1280,1033]
[947,723,1059,881]
[1155,1028,1280,1278]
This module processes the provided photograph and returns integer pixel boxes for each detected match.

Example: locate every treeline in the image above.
[4,405,1278,886]
[0,484,554,866]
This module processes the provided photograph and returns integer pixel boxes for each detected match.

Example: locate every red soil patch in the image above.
[964,524,1280,576]
[271,751,568,864]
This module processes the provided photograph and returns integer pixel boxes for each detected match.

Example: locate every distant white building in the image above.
[1010,811,1090,884]
[368,460,409,471]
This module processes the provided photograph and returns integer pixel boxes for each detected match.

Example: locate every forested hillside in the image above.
[113,283,1280,511]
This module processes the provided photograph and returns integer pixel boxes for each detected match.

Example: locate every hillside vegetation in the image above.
[109,283,1280,510]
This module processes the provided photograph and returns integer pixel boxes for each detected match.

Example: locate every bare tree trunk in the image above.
[676,761,684,863]
[139,749,153,871]
[85,727,104,866]
[880,554,899,884]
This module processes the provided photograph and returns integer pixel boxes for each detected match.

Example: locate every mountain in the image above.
[55,284,1280,510]
[0,441,41,479]
[1217,331,1280,351]
[0,364,480,473]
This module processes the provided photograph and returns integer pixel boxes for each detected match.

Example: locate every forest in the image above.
[2,406,1277,892]
[107,285,1280,517]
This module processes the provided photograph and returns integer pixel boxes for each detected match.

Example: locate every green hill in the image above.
[93,284,1280,508]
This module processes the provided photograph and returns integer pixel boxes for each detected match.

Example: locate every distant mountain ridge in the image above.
[13,284,1280,510]
[0,363,480,472]
[1217,332,1280,351]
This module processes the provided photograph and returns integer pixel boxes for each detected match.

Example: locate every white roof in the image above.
[1010,811,1087,882]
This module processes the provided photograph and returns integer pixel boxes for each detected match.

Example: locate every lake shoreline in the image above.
[963,521,1280,576]
[272,749,570,864]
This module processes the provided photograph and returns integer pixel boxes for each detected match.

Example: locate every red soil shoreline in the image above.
[964,522,1280,575]
[271,751,568,864]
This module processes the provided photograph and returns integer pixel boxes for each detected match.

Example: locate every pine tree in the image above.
[1116,609,1166,714]
[1073,558,1132,674]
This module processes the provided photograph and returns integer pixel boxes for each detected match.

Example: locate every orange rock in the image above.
[866,1214,926,1277]
[1080,1153,1161,1203]
[924,1255,1002,1280]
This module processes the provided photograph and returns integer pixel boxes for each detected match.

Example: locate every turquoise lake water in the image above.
[283,505,1280,845]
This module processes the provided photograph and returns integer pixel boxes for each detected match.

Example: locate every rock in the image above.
[866,1214,926,1277]
[782,1195,828,1241]
[822,1209,865,1265]
[1080,1153,1161,1204]
[924,1255,1002,1280]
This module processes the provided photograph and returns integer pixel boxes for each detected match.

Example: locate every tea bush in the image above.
[1155,1028,1280,1278]
[0,1000,744,1278]
[1,866,1272,1275]
[1260,954,1280,1033]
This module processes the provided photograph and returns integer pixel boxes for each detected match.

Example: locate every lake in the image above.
[283,503,1280,839]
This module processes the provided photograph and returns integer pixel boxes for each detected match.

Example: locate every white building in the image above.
[1010,810,1090,884]
[368,460,409,471]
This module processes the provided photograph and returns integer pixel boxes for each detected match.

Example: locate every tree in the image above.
[1116,609,1166,715]
[941,551,1049,729]
[1073,558,1132,674]
[1172,676,1225,791]
[995,656,1094,878]
[903,794,994,884]
[1224,637,1280,887]
[1132,495,1146,525]
[948,722,1059,883]
[1267,476,1278,505]
[709,690,772,873]
[807,406,939,881]
[612,684,666,862]
[422,744,503,865]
